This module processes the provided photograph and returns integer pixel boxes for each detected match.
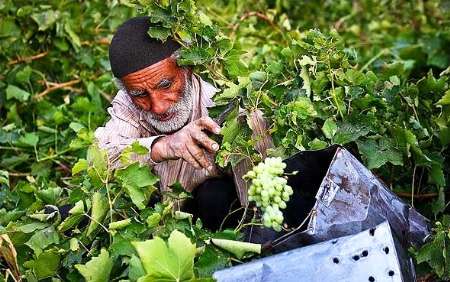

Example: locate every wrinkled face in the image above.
[122,57,188,115]
[121,57,193,133]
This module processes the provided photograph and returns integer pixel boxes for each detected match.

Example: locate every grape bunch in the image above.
[244,157,294,231]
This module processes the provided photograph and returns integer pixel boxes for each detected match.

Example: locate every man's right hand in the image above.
[150,117,221,172]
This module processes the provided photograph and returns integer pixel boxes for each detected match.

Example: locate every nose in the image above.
[150,95,171,115]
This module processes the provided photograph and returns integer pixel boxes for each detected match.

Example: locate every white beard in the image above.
[145,77,193,134]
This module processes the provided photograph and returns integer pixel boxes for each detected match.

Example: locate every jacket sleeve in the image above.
[94,96,163,169]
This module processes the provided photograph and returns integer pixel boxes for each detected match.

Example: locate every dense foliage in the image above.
[0,0,449,281]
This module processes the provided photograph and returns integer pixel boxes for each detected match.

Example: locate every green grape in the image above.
[244,157,296,231]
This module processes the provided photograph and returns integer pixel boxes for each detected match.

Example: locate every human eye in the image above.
[158,79,172,89]
[128,88,146,97]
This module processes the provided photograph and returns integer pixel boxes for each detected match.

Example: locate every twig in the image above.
[99,90,113,102]
[396,192,438,199]
[271,209,314,247]
[33,79,81,100]
[219,205,244,231]
[8,172,30,177]
[360,49,388,71]
[411,165,417,207]
[7,51,48,65]
[230,11,279,37]
[81,38,111,46]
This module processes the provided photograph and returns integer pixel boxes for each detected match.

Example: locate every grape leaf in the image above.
[75,249,113,282]
[132,230,196,281]
[210,238,261,259]
[25,226,59,256]
[356,138,403,169]
[6,85,30,102]
[32,250,60,280]
[115,163,158,209]
[86,191,108,236]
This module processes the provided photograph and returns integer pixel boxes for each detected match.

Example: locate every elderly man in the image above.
[95,16,240,230]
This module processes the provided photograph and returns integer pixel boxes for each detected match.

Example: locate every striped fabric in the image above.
[94,74,222,193]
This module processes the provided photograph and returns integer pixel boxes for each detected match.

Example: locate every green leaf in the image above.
[6,84,30,102]
[196,247,230,278]
[120,141,149,165]
[0,18,20,38]
[178,46,214,66]
[308,138,328,150]
[109,234,136,258]
[36,186,62,204]
[129,255,146,282]
[87,144,108,187]
[288,97,317,121]
[32,250,60,279]
[146,213,161,228]
[58,214,83,232]
[16,222,48,233]
[322,118,337,140]
[148,26,171,42]
[0,170,9,187]
[210,238,261,259]
[64,23,81,48]
[86,191,109,236]
[416,230,447,278]
[333,116,373,144]
[356,138,403,169]
[437,90,450,106]
[132,230,196,281]
[31,10,60,31]
[224,50,248,78]
[299,66,311,96]
[345,69,366,86]
[17,132,39,147]
[87,144,108,173]
[72,159,88,175]
[109,218,132,230]
[69,200,85,215]
[75,249,113,282]
[115,163,158,209]
[16,66,32,83]
[25,226,59,256]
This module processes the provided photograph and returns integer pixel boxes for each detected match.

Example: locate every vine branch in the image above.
[34,79,81,99]
[7,51,48,65]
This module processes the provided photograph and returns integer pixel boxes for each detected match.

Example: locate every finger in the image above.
[181,146,202,170]
[191,130,219,152]
[195,117,221,134]
[186,142,212,171]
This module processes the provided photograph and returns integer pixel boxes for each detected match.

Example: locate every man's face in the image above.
[121,57,193,133]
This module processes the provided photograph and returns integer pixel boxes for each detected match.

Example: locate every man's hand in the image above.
[150,117,221,171]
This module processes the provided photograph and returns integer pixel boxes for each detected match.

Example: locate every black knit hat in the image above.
[109,16,181,78]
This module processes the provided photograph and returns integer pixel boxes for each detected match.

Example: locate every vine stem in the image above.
[219,204,244,231]
[360,49,388,71]
[94,163,114,244]
[34,79,81,100]
[411,165,417,207]
[328,59,344,119]
[235,222,263,233]
[7,51,48,65]
[233,204,249,233]
[271,209,314,248]
[82,212,110,234]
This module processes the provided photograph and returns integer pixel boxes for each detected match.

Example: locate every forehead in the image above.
[122,57,180,85]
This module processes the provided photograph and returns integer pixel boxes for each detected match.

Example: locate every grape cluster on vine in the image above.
[244,157,294,231]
